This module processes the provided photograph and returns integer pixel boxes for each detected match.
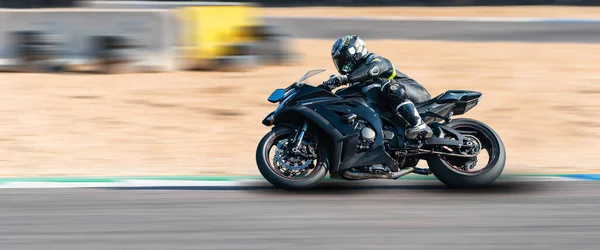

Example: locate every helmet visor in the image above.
[333,55,355,74]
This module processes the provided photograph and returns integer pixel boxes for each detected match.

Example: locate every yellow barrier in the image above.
[177,5,261,63]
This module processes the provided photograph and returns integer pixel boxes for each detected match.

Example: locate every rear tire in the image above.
[256,126,328,190]
[427,118,506,188]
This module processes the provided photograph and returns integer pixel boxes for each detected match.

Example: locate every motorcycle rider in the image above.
[323,35,433,139]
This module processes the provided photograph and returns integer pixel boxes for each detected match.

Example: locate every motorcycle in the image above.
[256,69,505,190]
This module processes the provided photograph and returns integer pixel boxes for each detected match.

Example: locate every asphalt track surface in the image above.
[266,17,600,43]
[2,180,600,250]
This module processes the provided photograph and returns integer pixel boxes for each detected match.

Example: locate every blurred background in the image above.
[0,0,598,177]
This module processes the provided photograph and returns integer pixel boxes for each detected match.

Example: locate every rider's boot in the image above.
[397,101,433,140]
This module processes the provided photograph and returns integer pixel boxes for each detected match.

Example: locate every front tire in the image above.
[256,126,328,190]
[427,118,506,188]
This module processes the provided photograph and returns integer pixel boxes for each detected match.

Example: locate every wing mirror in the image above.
[268,88,286,103]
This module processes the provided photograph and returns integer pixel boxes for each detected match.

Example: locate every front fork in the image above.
[291,120,308,154]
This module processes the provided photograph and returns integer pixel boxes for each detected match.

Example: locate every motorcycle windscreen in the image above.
[297,69,326,84]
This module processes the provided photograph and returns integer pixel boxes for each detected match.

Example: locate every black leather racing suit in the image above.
[326,52,433,139]
[332,53,431,114]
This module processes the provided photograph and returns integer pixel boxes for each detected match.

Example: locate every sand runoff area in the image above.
[0,39,598,177]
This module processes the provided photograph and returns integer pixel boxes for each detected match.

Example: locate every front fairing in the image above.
[262,84,340,126]
[263,69,336,126]
[291,84,340,104]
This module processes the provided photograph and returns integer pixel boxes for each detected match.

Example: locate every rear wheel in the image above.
[256,126,328,190]
[427,118,506,188]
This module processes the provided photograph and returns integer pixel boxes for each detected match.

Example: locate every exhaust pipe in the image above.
[343,167,415,180]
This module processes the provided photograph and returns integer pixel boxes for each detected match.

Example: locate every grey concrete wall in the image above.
[0,9,177,72]
[81,0,256,8]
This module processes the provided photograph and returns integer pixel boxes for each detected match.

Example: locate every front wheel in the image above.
[256,126,328,190]
[427,118,506,188]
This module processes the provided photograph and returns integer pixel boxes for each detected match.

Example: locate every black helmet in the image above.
[331,35,368,74]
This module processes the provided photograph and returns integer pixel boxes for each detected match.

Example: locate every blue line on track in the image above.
[540,19,600,23]
[559,174,600,180]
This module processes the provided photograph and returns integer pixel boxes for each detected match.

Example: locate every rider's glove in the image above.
[323,74,348,90]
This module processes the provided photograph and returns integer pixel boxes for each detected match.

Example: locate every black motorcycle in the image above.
[256,69,505,190]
